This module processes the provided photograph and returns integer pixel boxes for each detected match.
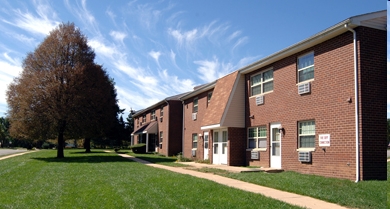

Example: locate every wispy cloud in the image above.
[109,31,127,44]
[65,0,100,35]
[194,56,234,83]
[148,50,161,66]
[0,53,23,106]
[2,1,59,36]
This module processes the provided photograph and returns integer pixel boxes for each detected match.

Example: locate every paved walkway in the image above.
[0,150,36,160]
[117,153,349,209]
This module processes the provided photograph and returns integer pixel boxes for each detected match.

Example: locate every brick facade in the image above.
[243,26,386,180]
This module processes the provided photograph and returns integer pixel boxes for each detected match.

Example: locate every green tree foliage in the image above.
[6,22,119,157]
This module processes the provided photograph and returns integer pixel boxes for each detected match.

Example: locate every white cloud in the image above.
[0,54,23,106]
[88,39,119,59]
[3,1,59,36]
[65,0,100,35]
[148,50,161,64]
[110,31,127,44]
[194,56,235,83]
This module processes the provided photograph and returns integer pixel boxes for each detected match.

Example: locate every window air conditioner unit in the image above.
[192,113,197,120]
[192,150,196,157]
[298,82,311,94]
[298,151,311,163]
[255,95,264,105]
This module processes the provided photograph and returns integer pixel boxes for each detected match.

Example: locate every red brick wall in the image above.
[356,27,386,180]
[228,127,246,166]
[167,101,183,156]
[245,30,360,180]
[183,90,213,159]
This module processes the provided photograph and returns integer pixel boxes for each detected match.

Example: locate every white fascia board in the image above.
[201,124,221,130]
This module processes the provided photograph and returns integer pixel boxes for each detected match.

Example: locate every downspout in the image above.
[164,100,169,156]
[182,101,185,157]
[345,23,359,183]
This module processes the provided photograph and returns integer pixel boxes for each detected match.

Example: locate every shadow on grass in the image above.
[134,155,177,164]
[69,151,108,154]
[32,155,136,164]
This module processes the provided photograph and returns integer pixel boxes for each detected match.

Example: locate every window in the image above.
[160,106,164,117]
[159,131,163,149]
[192,134,198,149]
[151,110,156,120]
[248,126,267,149]
[250,69,273,96]
[142,114,146,123]
[297,52,314,83]
[193,97,198,113]
[207,92,213,104]
[298,121,315,148]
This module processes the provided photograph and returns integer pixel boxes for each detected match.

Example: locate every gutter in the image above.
[345,23,359,183]
[181,100,185,157]
[164,99,169,156]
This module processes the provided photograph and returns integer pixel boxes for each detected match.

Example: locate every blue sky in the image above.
[0,0,385,117]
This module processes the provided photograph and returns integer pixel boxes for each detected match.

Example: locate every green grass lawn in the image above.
[0,150,301,209]
[128,151,386,209]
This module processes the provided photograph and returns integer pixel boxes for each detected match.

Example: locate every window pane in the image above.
[300,121,315,135]
[251,85,261,96]
[248,128,256,138]
[298,53,314,69]
[248,139,256,148]
[222,131,228,142]
[263,81,273,93]
[300,136,315,148]
[263,70,273,81]
[204,142,208,149]
[193,141,198,148]
[299,66,314,82]
[258,139,267,148]
[258,127,266,137]
[214,132,219,143]
[251,74,261,86]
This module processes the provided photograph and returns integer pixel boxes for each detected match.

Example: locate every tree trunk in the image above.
[84,138,91,153]
[57,131,65,158]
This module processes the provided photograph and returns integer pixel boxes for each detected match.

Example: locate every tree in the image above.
[6,22,119,158]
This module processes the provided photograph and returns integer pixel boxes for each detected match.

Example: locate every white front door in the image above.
[204,132,209,160]
[213,129,228,165]
[270,123,281,169]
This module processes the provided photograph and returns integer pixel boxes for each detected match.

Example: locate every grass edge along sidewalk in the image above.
[117,153,348,209]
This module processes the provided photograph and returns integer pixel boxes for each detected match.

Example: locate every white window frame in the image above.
[142,114,146,123]
[247,126,267,151]
[192,133,198,149]
[159,131,163,149]
[297,52,314,83]
[250,68,274,96]
[160,106,164,117]
[193,97,198,113]
[298,120,316,148]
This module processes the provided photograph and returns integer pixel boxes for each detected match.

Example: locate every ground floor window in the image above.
[192,134,198,149]
[248,126,267,148]
[298,120,315,148]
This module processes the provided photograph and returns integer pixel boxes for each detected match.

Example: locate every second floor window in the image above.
[151,110,156,120]
[142,115,146,123]
[250,69,273,96]
[160,106,164,117]
[297,52,314,83]
[193,97,198,113]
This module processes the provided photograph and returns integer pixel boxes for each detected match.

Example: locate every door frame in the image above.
[212,129,228,165]
[270,123,282,169]
[203,132,209,160]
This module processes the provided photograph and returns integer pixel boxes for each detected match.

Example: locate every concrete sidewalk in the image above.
[117,153,348,209]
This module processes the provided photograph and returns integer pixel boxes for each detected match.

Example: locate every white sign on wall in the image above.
[319,134,330,147]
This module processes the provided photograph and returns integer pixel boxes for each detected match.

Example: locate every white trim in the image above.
[246,148,267,152]
[201,124,221,130]
[296,148,316,152]
[250,68,274,97]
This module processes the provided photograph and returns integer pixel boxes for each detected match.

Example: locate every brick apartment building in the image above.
[179,10,386,181]
[131,93,186,156]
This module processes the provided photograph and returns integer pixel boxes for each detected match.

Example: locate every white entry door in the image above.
[204,132,209,160]
[270,123,281,169]
[213,129,228,165]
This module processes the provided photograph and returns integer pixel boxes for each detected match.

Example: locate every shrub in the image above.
[195,159,210,164]
[42,142,50,149]
[176,152,192,162]
[129,144,146,153]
